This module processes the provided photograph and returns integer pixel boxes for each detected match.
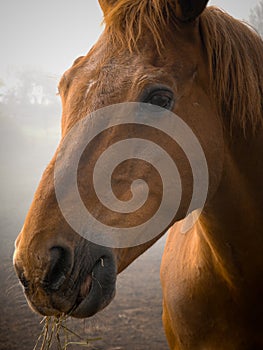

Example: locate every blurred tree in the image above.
[0,69,61,133]
[1,69,59,106]
[0,79,4,100]
[249,0,263,36]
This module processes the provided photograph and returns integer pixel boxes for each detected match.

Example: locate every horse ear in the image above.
[98,0,117,14]
[174,0,209,22]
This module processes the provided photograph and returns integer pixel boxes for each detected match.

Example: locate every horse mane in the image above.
[201,8,263,133]
[103,2,263,133]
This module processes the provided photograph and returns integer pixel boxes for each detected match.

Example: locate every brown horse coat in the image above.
[14,1,263,349]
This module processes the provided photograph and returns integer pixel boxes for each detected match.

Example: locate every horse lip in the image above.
[22,252,116,318]
[70,284,116,319]
[21,271,94,317]
[69,258,117,318]
[80,274,92,299]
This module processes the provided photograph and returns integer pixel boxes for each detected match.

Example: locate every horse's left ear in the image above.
[174,0,209,22]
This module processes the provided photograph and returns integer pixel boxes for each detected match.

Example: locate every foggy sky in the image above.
[0,0,259,79]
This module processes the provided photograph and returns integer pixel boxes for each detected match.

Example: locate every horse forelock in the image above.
[103,2,263,133]
[103,0,173,53]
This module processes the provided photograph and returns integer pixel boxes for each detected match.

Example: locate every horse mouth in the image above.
[80,274,93,299]
[20,252,117,319]
[68,258,116,318]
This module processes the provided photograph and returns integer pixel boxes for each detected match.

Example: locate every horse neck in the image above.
[200,128,263,287]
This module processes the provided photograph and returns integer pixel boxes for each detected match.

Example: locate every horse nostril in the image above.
[43,246,73,292]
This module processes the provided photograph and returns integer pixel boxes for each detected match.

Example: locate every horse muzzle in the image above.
[13,239,117,318]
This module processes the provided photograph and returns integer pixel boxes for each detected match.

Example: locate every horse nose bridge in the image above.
[28,157,61,217]
[14,229,23,249]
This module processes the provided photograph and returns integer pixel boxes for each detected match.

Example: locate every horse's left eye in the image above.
[144,89,174,110]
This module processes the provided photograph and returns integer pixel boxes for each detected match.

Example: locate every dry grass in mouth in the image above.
[33,315,101,350]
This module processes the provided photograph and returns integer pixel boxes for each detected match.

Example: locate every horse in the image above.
[13,0,263,348]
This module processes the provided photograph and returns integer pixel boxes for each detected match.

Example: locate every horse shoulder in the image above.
[160,221,245,349]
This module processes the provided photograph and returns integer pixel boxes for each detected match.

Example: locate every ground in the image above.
[0,214,169,350]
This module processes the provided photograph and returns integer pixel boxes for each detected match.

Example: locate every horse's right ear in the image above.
[174,0,209,22]
[98,0,117,14]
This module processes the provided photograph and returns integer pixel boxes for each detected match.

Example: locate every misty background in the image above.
[0,0,261,226]
[0,1,262,349]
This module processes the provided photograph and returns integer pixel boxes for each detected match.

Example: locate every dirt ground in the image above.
[0,214,169,350]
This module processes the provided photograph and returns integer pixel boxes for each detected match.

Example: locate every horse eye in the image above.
[144,90,174,110]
